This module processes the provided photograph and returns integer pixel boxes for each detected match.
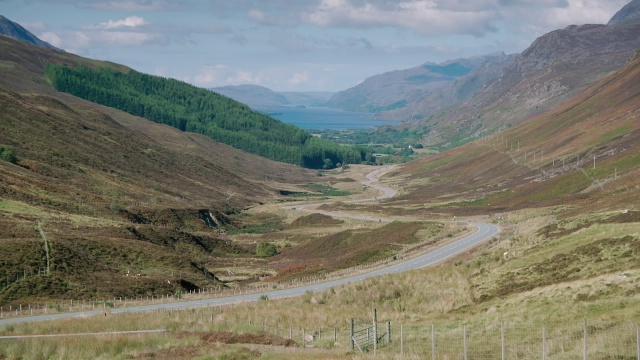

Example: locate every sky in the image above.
[0,0,630,92]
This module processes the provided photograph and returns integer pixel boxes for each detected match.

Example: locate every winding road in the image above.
[0,166,499,326]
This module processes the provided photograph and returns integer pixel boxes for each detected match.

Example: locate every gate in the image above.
[350,309,391,353]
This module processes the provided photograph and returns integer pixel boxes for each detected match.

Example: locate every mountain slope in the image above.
[212,84,290,107]
[418,4,640,149]
[0,36,315,304]
[386,50,640,216]
[45,63,367,169]
[0,15,61,51]
[608,0,640,25]
[326,53,508,114]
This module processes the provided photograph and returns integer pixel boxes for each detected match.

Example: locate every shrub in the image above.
[256,242,279,258]
[0,145,17,164]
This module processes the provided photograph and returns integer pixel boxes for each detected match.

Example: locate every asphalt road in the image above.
[0,166,499,326]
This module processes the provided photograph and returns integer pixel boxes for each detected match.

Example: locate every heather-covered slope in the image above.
[0,36,315,304]
[386,50,640,217]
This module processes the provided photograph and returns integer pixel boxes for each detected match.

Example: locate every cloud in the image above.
[78,0,180,11]
[39,32,63,48]
[302,0,499,37]
[206,0,626,40]
[38,29,157,50]
[96,16,147,30]
[226,70,263,85]
[289,71,310,85]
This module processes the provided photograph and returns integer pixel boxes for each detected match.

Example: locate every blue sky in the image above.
[1,0,629,91]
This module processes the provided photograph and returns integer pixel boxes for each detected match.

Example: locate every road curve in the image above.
[0,167,499,326]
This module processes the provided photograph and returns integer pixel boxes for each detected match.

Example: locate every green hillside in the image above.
[45,64,367,169]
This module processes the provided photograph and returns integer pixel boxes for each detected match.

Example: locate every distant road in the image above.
[0,167,499,326]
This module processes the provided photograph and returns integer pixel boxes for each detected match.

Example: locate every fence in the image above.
[1,298,636,359]
[211,316,640,359]
[389,321,639,359]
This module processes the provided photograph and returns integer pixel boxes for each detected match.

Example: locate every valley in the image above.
[0,2,639,359]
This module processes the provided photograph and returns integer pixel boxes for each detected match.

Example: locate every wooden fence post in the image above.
[464,325,468,360]
[387,321,391,344]
[431,324,436,359]
[400,324,404,355]
[350,318,355,351]
[373,308,378,356]
[542,325,547,360]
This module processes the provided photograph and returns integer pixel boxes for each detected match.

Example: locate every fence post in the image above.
[464,325,468,360]
[387,321,391,344]
[543,325,547,360]
[289,326,292,340]
[334,327,337,343]
[400,324,404,356]
[583,319,587,360]
[636,324,639,360]
[302,328,305,348]
[432,324,436,359]
[350,318,355,351]
[373,308,378,355]
[501,321,505,360]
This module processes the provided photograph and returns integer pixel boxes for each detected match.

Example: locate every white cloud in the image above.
[226,70,263,85]
[289,71,310,85]
[96,16,147,30]
[302,0,499,36]
[39,32,62,47]
[193,64,229,86]
[79,0,177,11]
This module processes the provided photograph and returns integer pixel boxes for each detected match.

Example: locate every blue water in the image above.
[256,106,401,130]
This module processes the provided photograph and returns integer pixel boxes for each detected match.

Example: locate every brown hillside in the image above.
[0,36,315,305]
[385,51,640,216]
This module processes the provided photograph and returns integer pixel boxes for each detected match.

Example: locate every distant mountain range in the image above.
[417,0,640,148]
[211,84,334,108]
[0,15,61,51]
[324,52,512,116]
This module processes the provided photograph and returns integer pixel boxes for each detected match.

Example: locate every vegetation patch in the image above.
[45,63,370,169]
[200,331,296,347]
[287,213,344,228]
[0,145,17,164]
[227,213,284,235]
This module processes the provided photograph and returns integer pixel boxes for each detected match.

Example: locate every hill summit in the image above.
[0,15,61,51]
[608,0,640,26]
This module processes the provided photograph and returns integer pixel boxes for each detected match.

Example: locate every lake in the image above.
[255,106,401,130]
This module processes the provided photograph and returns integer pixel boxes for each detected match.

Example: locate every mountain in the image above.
[280,91,334,106]
[0,15,61,51]
[212,84,290,107]
[415,1,640,149]
[608,0,640,26]
[211,85,334,107]
[0,35,315,304]
[390,49,640,215]
[45,63,368,169]
[325,52,511,115]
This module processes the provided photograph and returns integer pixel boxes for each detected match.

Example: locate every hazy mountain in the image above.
[325,52,511,115]
[212,84,290,107]
[280,91,334,106]
[0,15,62,51]
[212,84,334,107]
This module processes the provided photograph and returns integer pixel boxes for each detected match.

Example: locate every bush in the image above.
[0,145,17,164]
[256,242,279,258]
